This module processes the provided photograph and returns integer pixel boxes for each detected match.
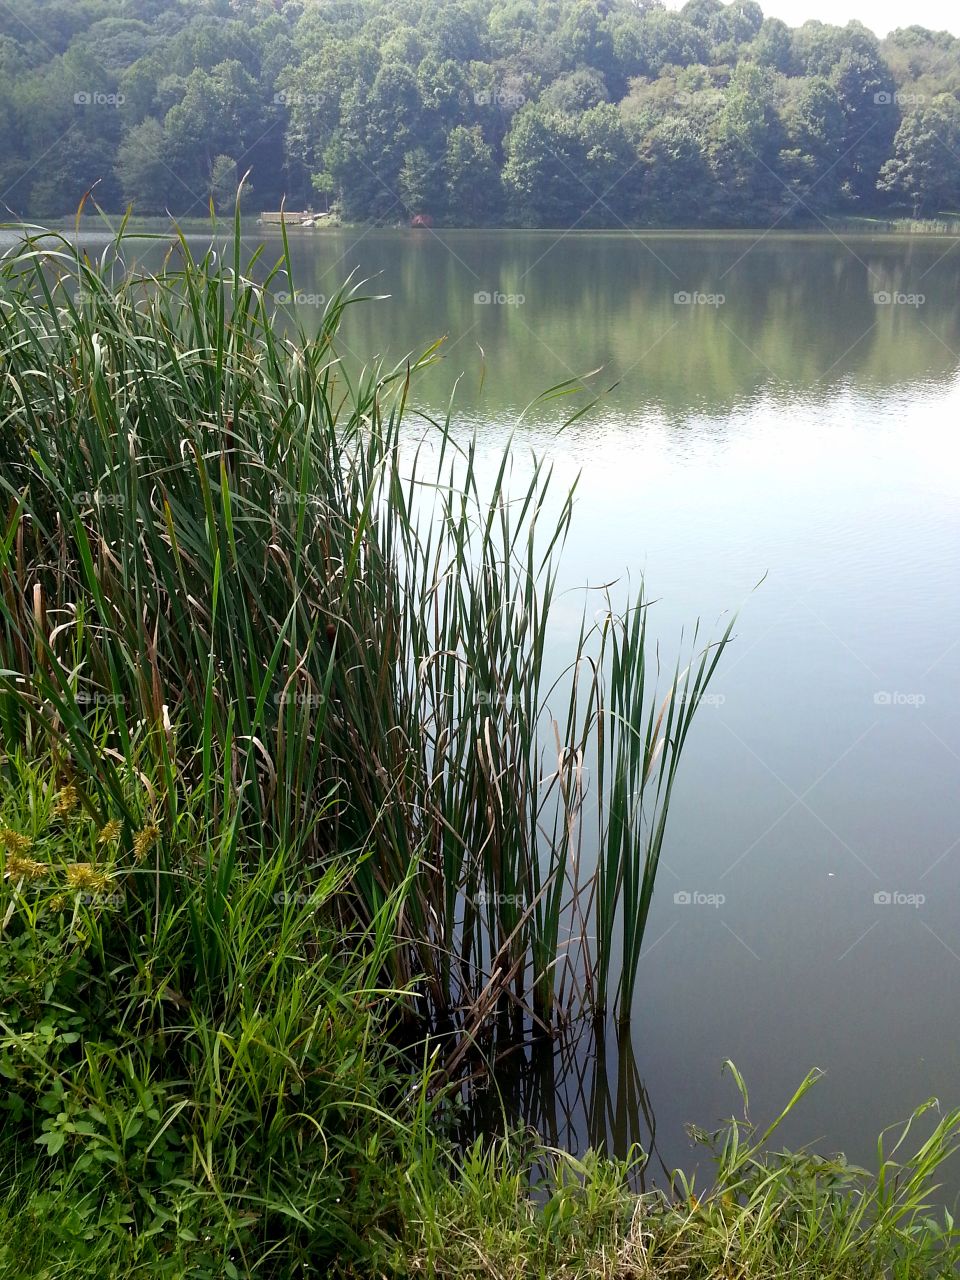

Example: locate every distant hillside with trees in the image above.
[1,0,959,225]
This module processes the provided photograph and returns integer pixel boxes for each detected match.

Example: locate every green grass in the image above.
[391,1069,960,1278]
[821,213,960,235]
[1,754,959,1278]
[0,751,417,1276]
[0,206,731,1028]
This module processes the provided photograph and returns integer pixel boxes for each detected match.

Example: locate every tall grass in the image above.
[0,206,731,1030]
[393,1065,960,1279]
[0,748,418,1275]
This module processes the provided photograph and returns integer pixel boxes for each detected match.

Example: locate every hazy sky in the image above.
[664,0,959,38]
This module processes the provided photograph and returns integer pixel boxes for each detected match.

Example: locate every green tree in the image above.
[680,0,725,31]
[503,100,635,227]
[420,2,483,63]
[748,17,794,73]
[716,1,764,47]
[280,39,378,194]
[779,76,848,212]
[210,153,246,211]
[635,115,713,224]
[540,67,608,114]
[503,104,583,226]
[606,8,647,88]
[879,97,960,214]
[116,117,172,210]
[73,18,154,73]
[829,35,898,205]
[163,60,269,210]
[26,128,121,215]
[555,0,615,77]
[329,61,424,219]
[417,55,472,131]
[637,10,708,75]
[445,123,502,224]
[399,144,445,215]
[710,62,786,221]
[487,0,538,58]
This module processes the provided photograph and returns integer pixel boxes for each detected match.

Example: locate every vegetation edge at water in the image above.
[3,753,960,1278]
[19,215,960,239]
[2,758,960,1277]
[1,212,959,1276]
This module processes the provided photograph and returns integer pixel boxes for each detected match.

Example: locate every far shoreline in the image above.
[4,215,960,242]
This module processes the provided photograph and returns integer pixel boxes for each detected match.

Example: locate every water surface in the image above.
[297,229,960,1180]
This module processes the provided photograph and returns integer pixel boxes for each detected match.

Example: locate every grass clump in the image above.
[0,750,416,1277]
[390,1069,960,1279]
[0,211,730,1028]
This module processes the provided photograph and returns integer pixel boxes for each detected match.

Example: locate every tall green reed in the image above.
[0,204,732,1028]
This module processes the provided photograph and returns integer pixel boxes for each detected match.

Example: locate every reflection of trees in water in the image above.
[291,234,960,417]
[453,1018,674,1194]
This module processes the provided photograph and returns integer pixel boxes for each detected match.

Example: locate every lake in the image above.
[15,223,960,1183]
[292,228,960,1182]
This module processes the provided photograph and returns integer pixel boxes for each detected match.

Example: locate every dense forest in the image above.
[1,0,960,225]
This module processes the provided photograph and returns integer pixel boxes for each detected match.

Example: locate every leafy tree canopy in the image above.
[0,0,957,226]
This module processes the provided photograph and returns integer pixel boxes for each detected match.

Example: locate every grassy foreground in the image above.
[1,215,959,1276]
[2,757,960,1278]
[2,755,960,1279]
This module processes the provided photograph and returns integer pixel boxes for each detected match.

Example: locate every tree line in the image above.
[1,0,959,225]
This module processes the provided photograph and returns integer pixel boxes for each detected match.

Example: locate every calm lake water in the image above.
[296,229,960,1184]
[12,224,960,1184]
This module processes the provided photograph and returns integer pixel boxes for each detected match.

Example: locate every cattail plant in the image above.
[0,206,732,1030]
